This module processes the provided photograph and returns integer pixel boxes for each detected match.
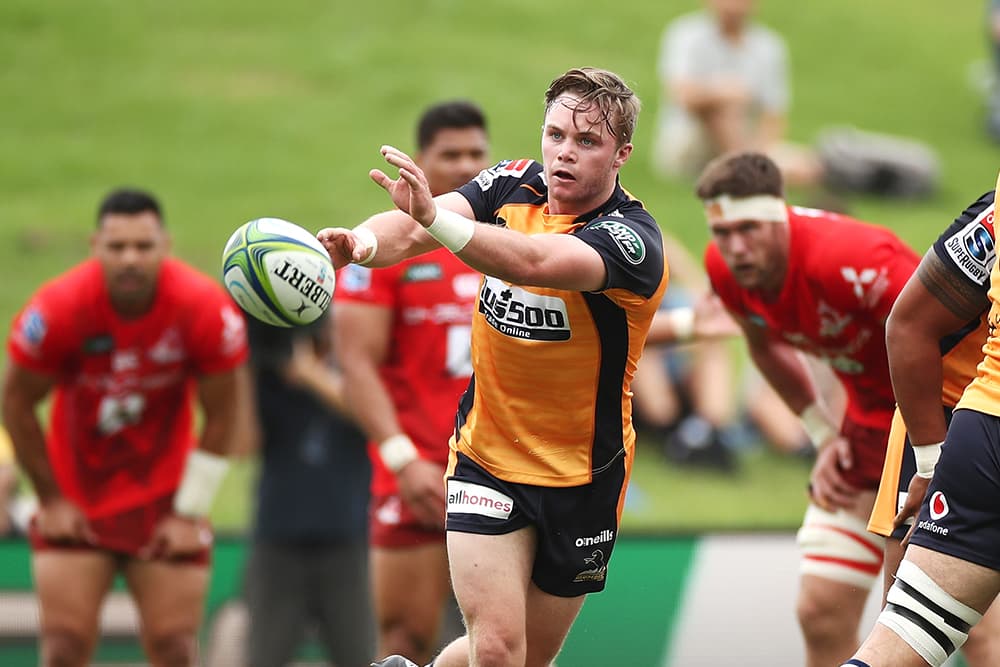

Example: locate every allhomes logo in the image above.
[446,481,514,520]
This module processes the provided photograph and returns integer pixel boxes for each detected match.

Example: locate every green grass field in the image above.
[2,0,996,532]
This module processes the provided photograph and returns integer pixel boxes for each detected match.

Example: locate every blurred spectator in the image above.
[333,100,489,665]
[653,0,823,188]
[988,0,1000,140]
[243,313,375,667]
[633,234,814,471]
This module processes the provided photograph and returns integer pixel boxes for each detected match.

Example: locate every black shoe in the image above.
[371,657,420,667]
[663,415,736,473]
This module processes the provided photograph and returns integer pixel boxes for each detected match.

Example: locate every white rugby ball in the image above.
[221,217,334,327]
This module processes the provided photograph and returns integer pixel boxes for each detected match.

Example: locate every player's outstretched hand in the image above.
[370,145,437,227]
[397,458,447,530]
[316,227,373,269]
[895,473,931,546]
[141,514,212,560]
[808,436,859,511]
[35,496,96,545]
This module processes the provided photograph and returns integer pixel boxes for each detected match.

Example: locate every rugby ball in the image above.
[221,217,334,327]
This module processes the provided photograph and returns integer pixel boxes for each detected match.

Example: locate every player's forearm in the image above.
[1,406,58,501]
[357,210,439,267]
[887,325,947,444]
[341,361,405,444]
[749,342,817,415]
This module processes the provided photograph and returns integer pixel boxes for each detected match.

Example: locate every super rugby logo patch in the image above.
[589,220,645,265]
[943,204,996,285]
[473,159,534,192]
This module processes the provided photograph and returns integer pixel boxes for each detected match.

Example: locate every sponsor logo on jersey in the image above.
[575,529,615,547]
[82,334,114,355]
[19,307,47,348]
[478,277,570,341]
[573,549,608,583]
[446,480,513,519]
[148,328,185,365]
[452,273,481,299]
[943,205,996,285]
[928,490,950,520]
[817,300,852,337]
[473,159,533,192]
[917,519,949,536]
[402,262,443,283]
[589,219,645,265]
[339,264,372,292]
[112,350,140,373]
[840,266,888,304]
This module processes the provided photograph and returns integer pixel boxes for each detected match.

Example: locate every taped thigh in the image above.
[877,560,982,667]
[797,503,884,588]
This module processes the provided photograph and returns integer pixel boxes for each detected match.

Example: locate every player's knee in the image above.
[797,505,883,590]
[41,627,93,667]
[144,629,197,667]
[796,592,852,642]
[877,561,982,667]
[469,627,524,667]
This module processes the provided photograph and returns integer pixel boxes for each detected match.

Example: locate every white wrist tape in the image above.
[913,442,943,479]
[703,194,788,224]
[173,450,230,518]
[425,207,475,253]
[800,403,838,450]
[379,434,419,473]
[664,307,695,342]
[352,227,378,266]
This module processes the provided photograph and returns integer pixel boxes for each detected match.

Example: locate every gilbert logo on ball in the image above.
[221,217,335,327]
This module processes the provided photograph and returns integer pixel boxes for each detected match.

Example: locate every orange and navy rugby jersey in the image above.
[931,190,995,406]
[957,182,1000,416]
[452,159,667,487]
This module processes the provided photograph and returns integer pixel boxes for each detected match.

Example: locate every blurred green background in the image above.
[2,0,997,533]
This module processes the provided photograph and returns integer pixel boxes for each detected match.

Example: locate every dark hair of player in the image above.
[416,101,488,150]
[695,151,785,200]
[96,188,164,227]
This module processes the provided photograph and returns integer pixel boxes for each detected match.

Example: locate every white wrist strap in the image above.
[664,307,695,342]
[425,207,475,253]
[173,450,230,518]
[353,227,378,266]
[379,434,419,473]
[800,403,838,450]
[913,442,943,479]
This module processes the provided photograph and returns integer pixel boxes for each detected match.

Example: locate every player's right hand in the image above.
[397,458,447,530]
[35,496,96,545]
[808,436,859,511]
[894,473,931,542]
[316,227,370,269]
[692,294,741,340]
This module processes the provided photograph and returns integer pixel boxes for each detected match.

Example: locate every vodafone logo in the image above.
[929,491,950,520]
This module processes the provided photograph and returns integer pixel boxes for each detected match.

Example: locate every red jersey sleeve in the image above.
[184,284,249,374]
[334,263,402,308]
[7,283,76,376]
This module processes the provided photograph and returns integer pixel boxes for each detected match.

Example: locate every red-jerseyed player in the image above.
[334,100,489,665]
[1,189,250,667]
[700,152,919,667]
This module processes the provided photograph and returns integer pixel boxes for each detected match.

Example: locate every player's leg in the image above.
[243,542,310,667]
[312,540,376,667]
[32,549,117,666]
[122,558,208,666]
[370,494,454,665]
[523,583,585,667]
[961,599,1000,667]
[435,527,536,667]
[796,491,883,667]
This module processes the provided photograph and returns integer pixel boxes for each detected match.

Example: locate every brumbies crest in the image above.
[590,220,645,265]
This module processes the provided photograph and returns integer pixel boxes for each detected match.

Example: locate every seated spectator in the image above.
[652,0,823,188]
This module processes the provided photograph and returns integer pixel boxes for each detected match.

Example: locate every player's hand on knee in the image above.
[397,459,447,529]
[809,437,859,510]
[36,496,96,545]
[141,514,212,560]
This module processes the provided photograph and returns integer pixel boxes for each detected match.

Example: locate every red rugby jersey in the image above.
[7,258,248,518]
[335,248,480,495]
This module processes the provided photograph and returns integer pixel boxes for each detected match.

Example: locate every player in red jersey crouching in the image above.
[2,189,250,667]
[700,152,920,666]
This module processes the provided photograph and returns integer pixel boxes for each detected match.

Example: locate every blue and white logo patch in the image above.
[339,264,372,292]
[20,307,47,346]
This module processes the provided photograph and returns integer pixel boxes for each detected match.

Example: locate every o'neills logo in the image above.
[446,480,514,519]
[575,529,614,547]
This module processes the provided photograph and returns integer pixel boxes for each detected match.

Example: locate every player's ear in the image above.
[613,143,633,170]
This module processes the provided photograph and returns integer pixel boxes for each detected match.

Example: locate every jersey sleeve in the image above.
[573,207,665,299]
[6,287,75,376]
[186,288,249,374]
[932,190,996,294]
[334,263,399,308]
[457,159,542,224]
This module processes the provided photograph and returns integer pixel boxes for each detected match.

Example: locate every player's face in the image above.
[92,211,169,313]
[542,95,632,216]
[417,126,490,196]
[708,217,787,292]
